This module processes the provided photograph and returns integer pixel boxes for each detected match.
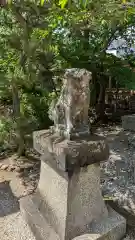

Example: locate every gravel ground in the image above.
[0,212,35,240]
[0,171,35,240]
[96,125,135,240]
[124,227,135,240]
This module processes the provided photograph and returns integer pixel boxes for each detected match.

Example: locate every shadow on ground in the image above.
[0,180,19,217]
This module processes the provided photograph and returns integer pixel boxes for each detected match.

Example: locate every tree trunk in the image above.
[109,76,112,89]
[89,72,98,107]
[96,79,108,123]
[12,82,25,156]
[12,83,20,118]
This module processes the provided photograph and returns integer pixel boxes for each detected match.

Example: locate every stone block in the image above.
[21,128,125,240]
[122,114,135,131]
[109,197,135,227]
[72,206,126,240]
[36,162,108,240]
[21,195,126,240]
[21,158,126,240]
[116,160,129,183]
[33,130,109,173]
[20,194,60,240]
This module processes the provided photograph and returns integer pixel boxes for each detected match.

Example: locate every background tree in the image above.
[0,1,58,155]
[0,0,135,155]
[52,0,135,121]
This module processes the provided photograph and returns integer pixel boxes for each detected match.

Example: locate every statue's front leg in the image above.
[65,106,72,137]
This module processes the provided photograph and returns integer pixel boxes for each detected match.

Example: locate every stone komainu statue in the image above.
[49,68,92,139]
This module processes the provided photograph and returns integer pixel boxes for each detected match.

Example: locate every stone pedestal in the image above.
[20,69,126,240]
[20,130,126,240]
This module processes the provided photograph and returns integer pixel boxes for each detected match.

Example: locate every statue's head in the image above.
[64,68,92,87]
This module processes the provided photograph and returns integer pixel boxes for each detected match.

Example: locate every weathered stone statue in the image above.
[21,68,126,240]
[49,69,91,139]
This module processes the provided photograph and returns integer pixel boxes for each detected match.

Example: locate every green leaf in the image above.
[59,0,68,8]
[82,0,88,8]
[41,0,45,6]
[128,8,135,15]
[101,19,106,25]
[7,0,12,4]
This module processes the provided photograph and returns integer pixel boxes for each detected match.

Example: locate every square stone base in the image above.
[73,205,126,240]
[20,195,126,240]
[122,114,135,131]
